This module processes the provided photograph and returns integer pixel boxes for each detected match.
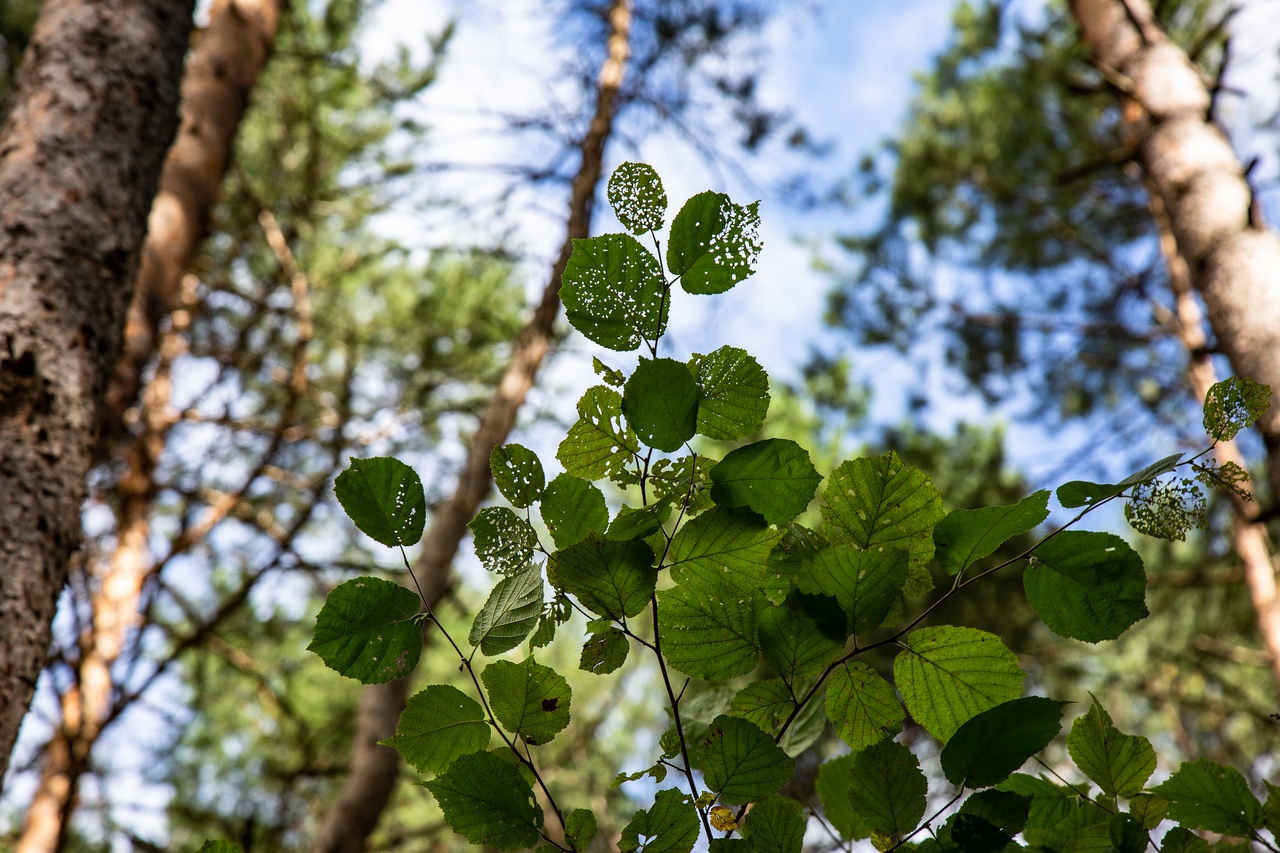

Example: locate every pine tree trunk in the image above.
[308,3,634,851]
[0,0,194,783]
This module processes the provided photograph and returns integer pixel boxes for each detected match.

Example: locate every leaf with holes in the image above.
[580,625,629,675]
[490,444,545,509]
[380,684,490,774]
[308,576,421,684]
[619,789,700,853]
[468,563,544,656]
[469,507,537,574]
[558,385,641,484]
[690,346,770,440]
[667,190,762,294]
[562,233,668,351]
[334,457,426,547]
[1203,376,1271,442]
[482,656,572,745]
[609,161,667,234]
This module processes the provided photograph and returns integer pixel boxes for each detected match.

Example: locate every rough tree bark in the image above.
[13,2,282,845]
[308,2,634,851]
[0,0,194,784]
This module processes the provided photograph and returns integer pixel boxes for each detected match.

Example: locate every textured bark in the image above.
[308,3,634,852]
[1069,0,1280,500]
[0,0,194,783]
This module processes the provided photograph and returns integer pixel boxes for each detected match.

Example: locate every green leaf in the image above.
[490,444,545,509]
[948,813,1014,853]
[710,438,822,526]
[667,190,762,294]
[1130,794,1170,829]
[562,233,668,351]
[541,473,608,550]
[1203,376,1271,442]
[1153,760,1265,837]
[1057,453,1183,509]
[933,490,1049,575]
[557,385,641,483]
[424,750,541,850]
[469,507,538,574]
[334,457,426,547]
[940,697,1066,788]
[623,357,700,452]
[1024,531,1148,642]
[826,661,904,752]
[728,679,793,735]
[468,563,544,656]
[481,656,571,745]
[580,625,629,675]
[796,544,908,635]
[894,626,1025,743]
[1163,827,1211,853]
[757,592,845,679]
[608,500,673,542]
[817,754,873,841]
[821,452,944,597]
[690,346,770,440]
[780,686,828,757]
[609,162,667,234]
[958,790,1032,835]
[1067,701,1156,799]
[593,355,626,386]
[565,808,598,851]
[619,789,700,853]
[380,684,490,774]
[196,842,244,853]
[308,577,421,684]
[1110,814,1148,853]
[668,506,787,601]
[696,715,794,805]
[650,454,716,514]
[548,534,655,620]
[658,581,758,681]
[742,797,806,853]
[1264,781,1280,834]
[847,738,928,836]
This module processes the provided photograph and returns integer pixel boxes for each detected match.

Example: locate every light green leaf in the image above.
[490,444,545,509]
[1057,453,1183,509]
[619,789,700,853]
[566,807,599,852]
[695,715,794,805]
[847,739,928,836]
[468,506,538,574]
[658,581,758,681]
[1067,701,1157,798]
[826,661,904,752]
[940,697,1066,788]
[380,684,490,774]
[1061,820,1114,853]
[668,506,787,600]
[1153,760,1265,837]
[308,577,421,684]
[562,233,668,351]
[548,534,655,619]
[742,797,806,853]
[557,385,641,483]
[481,656,571,745]
[334,457,426,547]
[757,592,845,679]
[728,679,793,735]
[541,473,608,550]
[624,357,699,452]
[690,346,770,441]
[609,162,667,234]
[933,490,1049,575]
[468,563,544,656]
[1024,531,1148,642]
[796,544,908,635]
[817,754,873,841]
[1163,827,1211,853]
[710,438,822,526]
[667,190,762,294]
[894,625,1025,743]
[821,452,944,597]
[424,750,541,850]
[1203,376,1271,442]
[580,625,629,675]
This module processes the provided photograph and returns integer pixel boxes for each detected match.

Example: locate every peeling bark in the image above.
[309,3,634,851]
[0,0,194,783]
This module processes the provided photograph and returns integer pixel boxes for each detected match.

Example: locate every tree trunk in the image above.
[0,0,194,783]
[308,3,634,851]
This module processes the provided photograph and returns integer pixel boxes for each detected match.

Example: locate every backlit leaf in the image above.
[1057,453,1182,509]
[468,563,544,656]
[710,438,822,526]
[380,684,490,774]
[1153,760,1264,837]
[566,808,599,852]
[335,457,426,547]
[308,576,421,684]
[756,592,844,679]
[541,473,609,550]
[940,697,1066,788]
[658,581,758,681]
[817,754,873,841]
[468,507,538,574]
[1024,531,1148,642]
[933,490,1049,575]
[847,739,927,836]
[424,750,540,850]
[695,715,794,805]
[728,679,793,735]
[826,661,904,752]
[1203,376,1271,442]
[742,797,806,853]
[548,534,655,620]
[609,162,667,234]
[796,544,908,635]
[490,444,545,509]
[667,506,787,601]
[1162,827,1211,853]
[482,656,572,745]
[619,789,700,853]
[558,385,641,484]
[580,625,629,675]
[562,233,668,351]
[1067,701,1156,798]
[690,346,770,441]
[667,190,762,295]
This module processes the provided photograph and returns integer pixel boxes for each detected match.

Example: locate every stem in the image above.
[885,788,965,853]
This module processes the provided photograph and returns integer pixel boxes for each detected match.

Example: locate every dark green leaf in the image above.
[847,739,928,836]
[894,626,1024,743]
[608,499,672,542]
[468,563,543,656]
[1153,760,1264,837]
[308,577,421,684]
[558,385,641,483]
[742,797,806,853]
[196,842,244,853]
[562,233,668,351]
[958,790,1032,835]
[1163,828,1211,853]
[934,491,1049,575]
[481,656,571,745]
[797,544,908,635]
[757,592,844,679]
[696,715,794,805]
[380,684,490,774]
[1110,814,1147,853]
[826,661,904,751]
[619,789,700,853]
[334,457,426,547]
[1203,377,1271,442]
[580,626,629,675]
[1024,531,1148,642]
[424,750,540,850]
[541,473,608,550]
[691,346,770,440]
[565,807,598,851]
[490,444,545,509]
[1130,795,1170,829]
[548,534,655,619]
[1057,453,1183,509]
[821,452,944,596]
[817,754,873,841]
[667,190,762,294]
[668,506,787,601]
[710,438,822,526]
[948,813,1013,853]
[593,355,626,386]
[623,357,700,452]
[658,581,758,681]
[940,697,1066,788]
[1067,701,1156,798]
[468,507,538,574]
[609,162,667,234]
